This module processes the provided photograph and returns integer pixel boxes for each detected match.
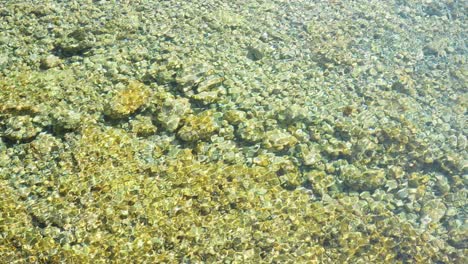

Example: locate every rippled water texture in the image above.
[0,1,466,263]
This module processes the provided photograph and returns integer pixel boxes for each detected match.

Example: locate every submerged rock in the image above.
[157,97,191,132]
[177,110,220,142]
[3,115,42,141]
[420,199,447,226]
[40,55,62,69]
[105,81,151,119]
[263,129,297,151]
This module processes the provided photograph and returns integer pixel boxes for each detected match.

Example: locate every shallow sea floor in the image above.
[0,0,466,263]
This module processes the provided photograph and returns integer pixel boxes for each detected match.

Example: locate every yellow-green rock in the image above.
[177,110,219,142]
[105,81,151,118]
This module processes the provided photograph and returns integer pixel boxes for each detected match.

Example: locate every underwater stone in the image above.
[105,81,151,119]
[177,110,220,142]
[339,165,385,192]
[192,91,220,104]
[3,115,42,141]
[457,134,466,150]
[50,109,82,132]
[385,179,398,192]
[305,170,335,195]
[298,143,321,166]
[277,104,309,123]
[149,63,177,84]
[420,199,447,226]
[224,110,246,125]
[278,172,301,190]
[388,165,405,179]
[263,129,298,151]
[175,62,210,87]
[434,174,450,195]
[54,31,93,57]
[252,153,271,167]
[237,118,265,143]
[324,138,352,158]
[196,76,225,93]
[0,151,10,167]
[157,97,191,132]
[270,157,301,189]
[211,10,245,28]
[183,74,225,104]
[448,229,467,249]
[130,115,157,137]
[40,55,62,69]
[0,1,464,262]
[246,46,264,61]
[30,133,63,156]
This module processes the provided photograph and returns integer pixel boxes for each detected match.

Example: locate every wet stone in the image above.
[247,46,264,61]
[40,55,62,69]
[420,199,447,226]
[157,97,191,132]
[3,115,42,141]
[105,81,151,119]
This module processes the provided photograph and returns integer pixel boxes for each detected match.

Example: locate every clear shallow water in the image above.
[0,0,466,263]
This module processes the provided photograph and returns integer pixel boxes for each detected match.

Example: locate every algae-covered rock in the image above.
[447,227,467,249]
[434,174,450,195]
[224,110,247,125]
[177,110,220,142]
[246,46,264,61]
[50,108,82,133]
[130,115,157,137]
[53,28,95,57]
[0,150,9,168]
[40,55,62,69]
[195,137,245,164]
[324,138,352,158]
[175,63,211,89]
[211,10,245,28]
[2,115,42,141]
[277,103,309,123]
[157,97,191,132]
[177,66,225,104]
[339,165,386,192]
[263,129,297,151]
[420,199,447,226]
[191,90,221,104]
[196,76,225,93]
[270,156,302,189]
[237,118,265,143]
[105,81,151,119]
[298,143,322,166]
[304,170,335,195]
